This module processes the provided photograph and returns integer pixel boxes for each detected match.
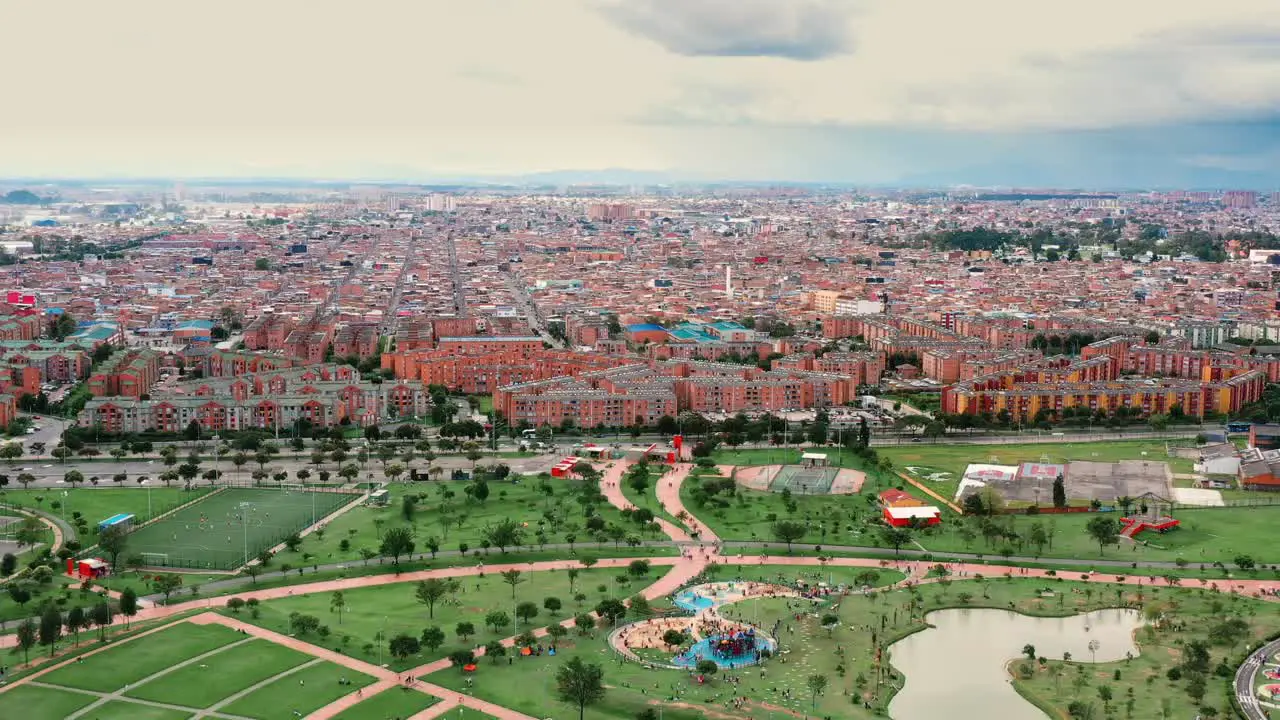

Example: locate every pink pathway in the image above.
[598,460,693,543]
[656,463,719,544]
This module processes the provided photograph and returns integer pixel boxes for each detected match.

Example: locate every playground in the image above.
[125,487,359,570]
[730,464,866,495]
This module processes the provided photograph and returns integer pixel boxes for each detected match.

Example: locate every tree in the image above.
[151,574,183,604]
[379,527,415,570]
[1085,516,1120,555]
[516,601,539,625]
[109,586,137,629]
[99,524,130,571]
[771,520,806,552]
[556,656,606,720]
[0,552,15,576]
[254,257,271,271]
[544,596,563,614]
[15,618,37,665]
[455,622,475,641]
[484,518,523,554]
[91,602,112,641]
[38,606,62,656]
[1186,673,1207,704]
[484,640,507,663]
[447,649,475,670]
[879,525,913,556]
[595,598,627,624]
[1052,473,1067,508]
[388,633,420,660]
[415,578,451,619]
[420,625,445,652]
[1023,644,1037,662]
[484,611,511,633]
[806,674,829,709]
[66,606,86,646]
[330,591,346,624]
[501,569,525,598]
[695,659,719,677]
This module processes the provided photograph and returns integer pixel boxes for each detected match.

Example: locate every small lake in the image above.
[888,607,1143,720]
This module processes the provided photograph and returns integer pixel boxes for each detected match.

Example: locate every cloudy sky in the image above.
[3,0,1279,187]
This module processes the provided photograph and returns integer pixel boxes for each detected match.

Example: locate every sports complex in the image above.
[122,487,360,570]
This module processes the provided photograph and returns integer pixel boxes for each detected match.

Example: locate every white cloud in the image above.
[597,0,857,60]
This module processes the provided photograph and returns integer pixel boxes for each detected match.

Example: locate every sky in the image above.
[3,0,1280,187]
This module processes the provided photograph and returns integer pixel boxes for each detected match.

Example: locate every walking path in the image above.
[30,681,255,720]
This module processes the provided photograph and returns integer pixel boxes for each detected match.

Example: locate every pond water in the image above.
[888,607,1142,720]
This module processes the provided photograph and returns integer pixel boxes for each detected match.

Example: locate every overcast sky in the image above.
[3,0,1279,186]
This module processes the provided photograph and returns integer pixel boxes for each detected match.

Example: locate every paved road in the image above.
[1236,637,1280,720]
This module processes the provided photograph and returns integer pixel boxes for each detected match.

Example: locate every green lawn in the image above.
[327,686,440,720]
[41,621,245,692]
[882,439,1195,501]
[293,480,643,566]
[426,572,1280,720]
[125,487,358,570]
[682,468,885,547]
[124,639,311,707]
[229,567,631,671]
[0,486,209,540]
[89,701,191,720]
[710,446,891,470]
[0,684,97,720]
[901,505,1280,565]
[221,660,377,719]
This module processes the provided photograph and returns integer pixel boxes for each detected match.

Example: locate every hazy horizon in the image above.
[3,0,1279,187]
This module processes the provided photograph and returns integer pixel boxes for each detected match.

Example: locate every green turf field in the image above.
[126,487,359,569]
[328,687,440,720]
[41,622,245,692]
[124,639,312,707]
[0,684,97,720]
[89,702,191,720]
[220,660,377,719]
[0,487,209,540]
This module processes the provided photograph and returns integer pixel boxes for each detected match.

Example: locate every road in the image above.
[504,267,563,348]
[1236,637,1280,720]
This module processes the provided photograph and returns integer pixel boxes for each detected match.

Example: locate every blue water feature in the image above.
[674,591,716,613]
[672,635,775,670]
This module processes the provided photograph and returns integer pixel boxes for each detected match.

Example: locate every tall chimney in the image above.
[725,265,733,299]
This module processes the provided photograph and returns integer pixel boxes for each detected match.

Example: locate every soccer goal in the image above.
[139,552,169,567]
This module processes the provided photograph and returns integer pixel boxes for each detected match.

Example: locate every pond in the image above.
[888,607,1142,720]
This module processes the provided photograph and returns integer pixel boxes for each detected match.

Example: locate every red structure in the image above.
[1119,515,1180,539]
[550,456,583,478]
[67,557,109,579]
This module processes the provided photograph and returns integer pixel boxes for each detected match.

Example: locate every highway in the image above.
[1236,636,1280,720]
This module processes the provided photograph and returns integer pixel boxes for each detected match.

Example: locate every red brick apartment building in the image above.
[88,349,162,398]
[434,336,544,358]
[382,348,633,394]
[202,350,304,378]
[494,359,861,428]
[331,323,379,358]
[771,352,885,386]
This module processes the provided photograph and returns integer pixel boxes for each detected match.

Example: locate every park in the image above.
[3,434,1280,719]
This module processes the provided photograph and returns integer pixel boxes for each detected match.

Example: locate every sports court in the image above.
[126,487,359,570]
[730,465,866,495]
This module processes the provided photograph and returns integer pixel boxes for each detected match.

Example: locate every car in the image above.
[41,464,52,468]
[910,438,922,443]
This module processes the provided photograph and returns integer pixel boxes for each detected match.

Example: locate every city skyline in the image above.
[3,0,1279,187]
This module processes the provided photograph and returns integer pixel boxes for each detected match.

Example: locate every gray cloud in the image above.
[597,0,856,61]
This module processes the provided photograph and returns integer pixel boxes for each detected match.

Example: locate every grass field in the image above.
[428,574,1279,720]
[881,439,1196,501]
[126,487,359,570]
[91,702,190,720]
[0,486,209,540]
[328,687,440,720]
[41,622,245,692]
[124,639,311,707]
[231,567,629,671]
[292,480,640,566]
[0,684,97,720]
[617,464,679,525]
[220,660,377,719]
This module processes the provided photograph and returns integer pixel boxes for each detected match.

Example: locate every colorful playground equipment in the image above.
[1119,515,1180,539]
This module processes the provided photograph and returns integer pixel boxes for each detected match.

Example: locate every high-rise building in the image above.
[1222,191,1258,209]
[426,193,456,212]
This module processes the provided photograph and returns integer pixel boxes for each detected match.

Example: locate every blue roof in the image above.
[98,513,135,528]
[709,321,748,331]
[627,323,666,332]
[177,320,215,330]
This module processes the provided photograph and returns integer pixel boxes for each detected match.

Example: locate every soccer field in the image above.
[125,488,359,570]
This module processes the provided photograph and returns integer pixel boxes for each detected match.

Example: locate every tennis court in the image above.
[769,465,840,495]
[125,487,360,570]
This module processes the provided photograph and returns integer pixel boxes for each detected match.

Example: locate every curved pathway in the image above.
[656,463,719,545]
[598,461,693,543]
[1235,636,1280,720]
